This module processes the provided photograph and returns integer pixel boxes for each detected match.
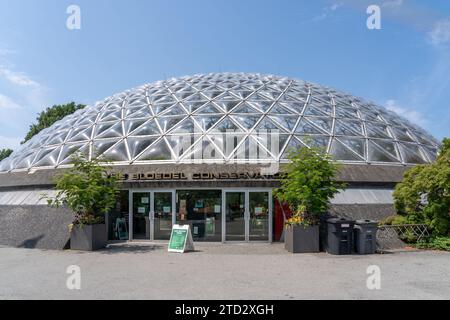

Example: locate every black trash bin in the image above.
[326,218,355,255]
[354,220,378,254]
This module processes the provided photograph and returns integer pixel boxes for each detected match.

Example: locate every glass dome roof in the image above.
[0,73,439,173]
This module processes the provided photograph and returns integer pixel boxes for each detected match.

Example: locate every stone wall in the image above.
[0,205,73,250]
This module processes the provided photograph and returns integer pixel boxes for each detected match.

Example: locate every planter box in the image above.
[70,224,107,251]
[285,225,319,253]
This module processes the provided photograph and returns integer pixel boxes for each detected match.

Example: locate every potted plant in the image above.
[275,144,345,253]
[45,153,119,251]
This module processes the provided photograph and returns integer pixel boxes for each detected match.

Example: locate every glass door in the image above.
[249,191,270,241]
[224,191,246,241]
[153,191,174,240]
[132,192,151,240]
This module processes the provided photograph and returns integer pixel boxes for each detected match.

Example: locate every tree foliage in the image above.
[22,102,85,144]
[46,153,119,225]
[0,148,13,161]
[393,138,450,236]
[275,146,346,226]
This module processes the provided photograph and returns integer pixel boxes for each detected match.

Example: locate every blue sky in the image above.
[0,0,449,150]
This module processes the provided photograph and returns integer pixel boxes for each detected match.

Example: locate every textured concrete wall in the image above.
[0,205,73,250]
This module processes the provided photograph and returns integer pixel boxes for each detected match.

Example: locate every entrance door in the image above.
[152,191,174,240]
[131,190,174,240]
[224,190,272,242]
[224,191,246,241]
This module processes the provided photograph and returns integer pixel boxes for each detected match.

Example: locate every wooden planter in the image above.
[285,225,320,253]
[70,224,107,251]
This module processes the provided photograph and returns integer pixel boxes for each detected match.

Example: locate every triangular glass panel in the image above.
[46,130,70,146]
[334,119,363,136]
[135,138,173,161]
[295,118,326,134]
[192,115,223,132]
[391,127,415,142]
[212,117,243,133]
[201,90,223,100]
[330,139,364,161]
[230,115,262,130]
[304,116,332,134]
[213,99,240,112]
[125,107,152,119]
[151,102,175,115]
[304,104,332,117]
[337,137,366,158]
[99,109,122,122]
[259,90,281,100]
[254,117,288,133]
[269,103,296,115]
[129,119,160,136]
[269,115,299,131]
[182,93,207,102]
[160,103,187,116]
[247,93,273,102]
[183,100,208,113]
[231,102,259,114]
[92,139,120,158]
[295,135,330,150]
[249,100,273,112]
[281,137,306,159]
[102,140,129,162]
[368,140,399,162]
[169,118,201,134]
[335,106,359,119]
[166,134,201,159]
[194,103,223,115]
[127,136,159,160]
[398,143,427,164]
[366,122,391,139]
[231,90,254,99]
[123,119,147,135]
[154,94,176,105]
[95,122,123,139]
[251,133,290,159]
[32,147,61,167]
[286,100,306,111]
[58,143,90,165]
[157,116,186,133]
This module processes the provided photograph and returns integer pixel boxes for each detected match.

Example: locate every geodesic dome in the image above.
[0,73,439,173]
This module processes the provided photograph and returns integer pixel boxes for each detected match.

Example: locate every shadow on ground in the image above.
[98,243,165,254]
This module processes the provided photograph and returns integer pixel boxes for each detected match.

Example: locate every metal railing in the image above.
[377,224,430,242]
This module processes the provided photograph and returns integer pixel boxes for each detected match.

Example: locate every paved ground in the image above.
[0,242,449,300]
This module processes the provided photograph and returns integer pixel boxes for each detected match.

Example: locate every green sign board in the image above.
[168,224,195,253]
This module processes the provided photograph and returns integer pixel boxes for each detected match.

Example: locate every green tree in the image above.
[45,153,119,226]
[393,138,450,236]
[275,145,346,226]
[22,102,85,144]
[0,148,13,161]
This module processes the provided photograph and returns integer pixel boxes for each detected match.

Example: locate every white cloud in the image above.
[428,19,450,46]
[312,2,343,22]
[385,99,428,127]
[0,135,21,150]
[0,67,40,88]
[0,94,22,110]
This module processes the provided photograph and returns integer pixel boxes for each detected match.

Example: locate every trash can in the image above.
[354,220,378,254]
[326,218,355,255]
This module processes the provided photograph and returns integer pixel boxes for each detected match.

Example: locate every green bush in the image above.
[379,215,408,225]
[393,138,450,236]
[414,236,450,251]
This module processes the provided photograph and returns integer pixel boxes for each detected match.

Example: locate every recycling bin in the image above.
[326,218,355,255]
[354,219,378,254]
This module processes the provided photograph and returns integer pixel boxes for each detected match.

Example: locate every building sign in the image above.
[114,171,282,181]
[168,224,195,253]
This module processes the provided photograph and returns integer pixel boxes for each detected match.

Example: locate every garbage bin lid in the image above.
[327,217,354,224]
[355,219,378,225]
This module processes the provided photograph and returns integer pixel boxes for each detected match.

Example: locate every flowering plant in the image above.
[284,205,319,228]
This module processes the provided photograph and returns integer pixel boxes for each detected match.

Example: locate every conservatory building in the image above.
[0,73,439,249]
